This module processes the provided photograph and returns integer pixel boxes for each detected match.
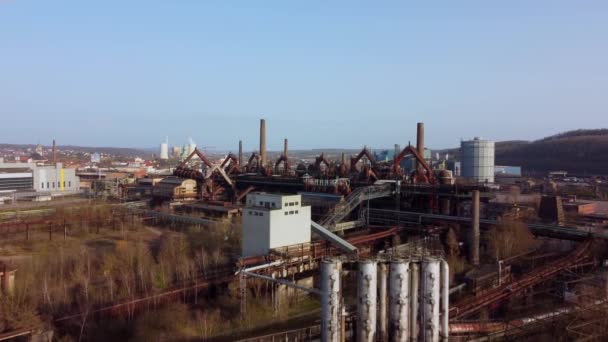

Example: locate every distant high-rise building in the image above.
[159,137,169,160]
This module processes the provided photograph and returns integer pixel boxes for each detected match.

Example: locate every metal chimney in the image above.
[52,139,57,164]
[470,190,480,266]
[260,119,266,167]
[416,122,424,160]
[238,140,243,166]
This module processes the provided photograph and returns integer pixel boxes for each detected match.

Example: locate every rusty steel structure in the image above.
[167,120,445,207]
[450,239,594,320]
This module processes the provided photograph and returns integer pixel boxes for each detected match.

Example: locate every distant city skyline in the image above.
[2,1,607,150]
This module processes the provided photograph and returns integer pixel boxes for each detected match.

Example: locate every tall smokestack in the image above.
[470,190,480,266]
[52,139,57,164]
[238,140,243,166]
[416,122,424,157]
[283,138,288,158]
[260,119,266,167]
[416,122,425,169]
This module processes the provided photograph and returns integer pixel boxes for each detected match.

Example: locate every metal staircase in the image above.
[319,182,394,229]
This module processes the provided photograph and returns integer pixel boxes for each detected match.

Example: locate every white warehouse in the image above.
[242,193,311,257]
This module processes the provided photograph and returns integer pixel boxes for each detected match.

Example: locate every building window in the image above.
[52,182,55,188]
[249,211,252,215]
[63,181,65,188]
[295,210,299,214]
[289,210,294,215]
[259,201,263,206]
[47,182,49,188]
[68,181,71,187]
[271,202,276,207]
[285,212,288,216]
[41,182,44,189]
[295,202,299,206]
[259,212,263,216]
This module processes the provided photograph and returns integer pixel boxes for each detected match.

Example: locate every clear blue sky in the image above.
[1,1,607,151]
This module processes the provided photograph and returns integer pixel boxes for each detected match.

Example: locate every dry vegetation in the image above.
[486,219,537,260]
[0,205,318,340]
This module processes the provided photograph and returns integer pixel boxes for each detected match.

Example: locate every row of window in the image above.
[285,201,299,207]
[248,211,264,217]
[41,181,72,189]
[259,201,277,208]
[284,210,299,215]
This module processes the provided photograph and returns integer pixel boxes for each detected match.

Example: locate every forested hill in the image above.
[435,129,608,175]
[496,129,608,175]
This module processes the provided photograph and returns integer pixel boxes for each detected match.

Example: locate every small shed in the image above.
[152,177,197,200]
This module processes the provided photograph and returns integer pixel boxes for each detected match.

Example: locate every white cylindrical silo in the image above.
[410,262,419,342]
[321,259,342,342]
[461,137,495,183]
[357,260,378,342]
[440,260,450,342]
[389,260,410,342]
[421,257,441,342]
[378,263,389,341]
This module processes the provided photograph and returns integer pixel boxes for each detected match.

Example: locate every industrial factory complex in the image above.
[1,119,607,341]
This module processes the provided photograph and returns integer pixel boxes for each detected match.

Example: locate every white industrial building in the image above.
[242,193,311,257]
[0,162,80,202]
[461,137,495,184]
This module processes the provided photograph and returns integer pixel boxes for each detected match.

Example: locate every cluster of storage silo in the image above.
[321,257,449,342]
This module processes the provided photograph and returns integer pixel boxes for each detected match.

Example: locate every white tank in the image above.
[321,259,342,342]
[461,137,494,183]
[389,260,410,342]
[421,257,441,342]
[159,142,169,160]
[378,263,388,341]
[410,262,420,342]
[357,260,377,342]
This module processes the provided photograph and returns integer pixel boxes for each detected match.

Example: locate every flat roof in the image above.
[0,168,31,173]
